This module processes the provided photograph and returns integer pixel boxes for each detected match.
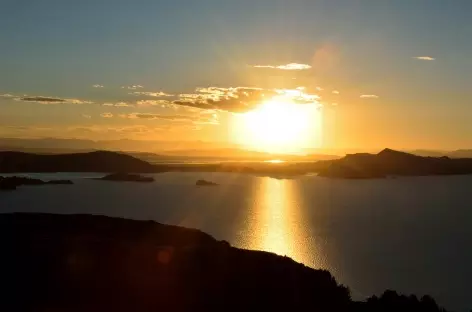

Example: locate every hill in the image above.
[0,213,448,312]
[318,148,472,178]
[0,150,155,173]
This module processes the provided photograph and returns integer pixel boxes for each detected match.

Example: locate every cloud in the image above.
[121,85,144,90]
[92,84,104,88]
[413,56,435,61]
[17,96,93,104]
[115,102,132,107]
[0,93,15,98]
[136,100,174,107]
[68,125,169,137]
[332,90,340,94]
[81,114,92,119]
[174,88,273,113]
[173,86,320,113]
[100,112,114,118]
[102,102,134,107]
[130,91,173,97]
[360,94,379,99]
[195,87,231,95]
[118,112,219,125]
[316,87,323,91]
[119,113,195,122]
[0,125,54,133]
[253,63,312,70]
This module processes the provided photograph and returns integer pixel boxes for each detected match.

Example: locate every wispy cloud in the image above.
[332,90,340,94]
[67,125,177,138]
[0,93,15,98]
[118,112,219,125]
[121,85,144,90]
[102,102,134,107]
[81,114,92,119]
[413,56,435,61]
[17,96,93,104]
[360,94,379,99]
[130,91,173,97]
[100,112,113,118]
[136,100,173,107]
[119,113,193,122]
[253,63,312,70]
[92,84,104,88]
[0,125,54,133]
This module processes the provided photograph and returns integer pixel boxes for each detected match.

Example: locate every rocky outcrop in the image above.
[97,173,154,182]
[0,213,449,312]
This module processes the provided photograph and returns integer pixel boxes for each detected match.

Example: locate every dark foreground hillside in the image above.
[0,213,448,312]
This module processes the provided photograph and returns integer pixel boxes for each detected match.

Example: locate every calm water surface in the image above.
[1,172,471,311]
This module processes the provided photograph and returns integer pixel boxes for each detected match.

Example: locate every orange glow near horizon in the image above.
[232,98,322,154]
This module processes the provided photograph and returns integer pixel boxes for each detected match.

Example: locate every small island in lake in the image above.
[196,179,219,186]
[97,173,155,182]
[0,176,73,191]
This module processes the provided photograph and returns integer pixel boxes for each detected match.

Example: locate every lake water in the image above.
[1,172,471,311]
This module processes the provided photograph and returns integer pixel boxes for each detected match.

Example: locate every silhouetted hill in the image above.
[0,176,72,191]
[0,151,155,173]
[318,148,472,178]
[0,213,449,312]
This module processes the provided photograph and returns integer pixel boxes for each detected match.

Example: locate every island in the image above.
[0,176,73,191]
[0,213,448,312]
[318,148,472,179]
[196,179,219,186]
[96,173,155,182]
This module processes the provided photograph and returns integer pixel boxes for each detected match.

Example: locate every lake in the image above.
[1,172,471,311]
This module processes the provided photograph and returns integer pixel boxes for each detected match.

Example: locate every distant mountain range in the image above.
[0,138,226,154]
[3,148,472,179]
[0,138,339,162]
[409,149,472,158]
[2,138,472,160]
[0,150,327,176]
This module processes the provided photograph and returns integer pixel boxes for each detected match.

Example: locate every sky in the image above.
[1,0,472,152]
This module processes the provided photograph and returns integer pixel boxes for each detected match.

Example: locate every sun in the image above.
[232,98,321,154]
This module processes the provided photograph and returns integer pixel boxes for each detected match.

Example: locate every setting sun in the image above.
[233,97,322,154]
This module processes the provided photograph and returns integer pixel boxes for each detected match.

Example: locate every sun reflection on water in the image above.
[260,178,291,255]
[244,177,320,267]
